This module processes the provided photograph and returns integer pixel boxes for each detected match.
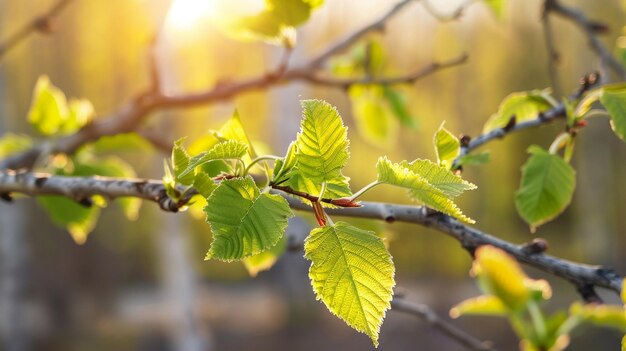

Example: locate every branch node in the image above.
[34,176,48,188]
[521,238,549,255]
[503,115,517,132]
[459,135,471,147]
[576,284,603,304]
[77,197,93,208]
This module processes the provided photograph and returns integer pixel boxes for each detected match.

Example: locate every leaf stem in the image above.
[527,300,547,344]
[244,155,282,175]
[348,180,381,202]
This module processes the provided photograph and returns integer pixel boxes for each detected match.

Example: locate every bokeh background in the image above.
[1,0,626,350]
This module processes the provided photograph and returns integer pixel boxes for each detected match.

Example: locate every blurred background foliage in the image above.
[1,0,626,350]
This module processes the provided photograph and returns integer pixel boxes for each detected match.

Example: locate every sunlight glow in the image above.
[165,0,216,32]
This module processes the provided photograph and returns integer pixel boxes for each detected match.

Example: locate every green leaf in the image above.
[0,133,33,159]
[449,295,508,318]
[456,152,491,167]
[515,146,575,231]
[243,234,287,277]
[62,99,94,134]
[38,196,99,244]
[204,176,293,261]
[483,89,553,133]
[27,76,92,136]
[383,86,415,128]
[28,75,69,136]
[570,302,626,332]
[406,159,477,198]
[272,141,298,184]
[193,172,217,198]
[376,157,475,223]
[433,123,460,168]
[216,110,257,158]
[172,138,194,185]
[181,140,249,179]
[599,88,626,141]
[349,85,396,147]
[220,0,322,44]
[294,99,350,189]
[304,222,395,347]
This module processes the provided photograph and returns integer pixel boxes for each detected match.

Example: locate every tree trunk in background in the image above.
[157,213,211,351]
[0,202,31,351]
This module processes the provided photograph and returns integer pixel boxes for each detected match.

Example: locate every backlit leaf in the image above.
[449,295,508,318]
[294,100,350,188]
[570,302,626,331]
[305,222,395,347]
[483,89,553,133]
[376,157,474,223]
[172,138,194,185]
[349,85,396,147]
[180,140,248,179]
[515,146,575,231]
[28,75,69,136]
[434,123,460,168]
[205,176,293,261]
[406,159,476,198]
[243,234,287,277]
[599,87,626,141]
[38,196,99,245]
[472,245,531,311]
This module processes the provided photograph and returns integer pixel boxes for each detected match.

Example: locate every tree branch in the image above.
[0,0,462,171]
[544,0,626,82]
[391,296,498,351]
[0,170,622,301]
[0,0,73,62]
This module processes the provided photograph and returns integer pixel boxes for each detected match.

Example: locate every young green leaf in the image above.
[192,172,217,198]
[304,222,395,347]
[172,138,193,185]
[456,152,491,167]
[472,245,532,311]
[570,302,626,331]
[28,75,69,136]
[216,110,257,158]
[515,146,575,231]
[204,176,293,261]
[434,123,460,168]
[38,196,100,245]
[349,85,396,147]
[243,234,287,277]
[376,157,474,223]
[406,159,476,198]
[449,295,508,318]
[180,140,249,179]
[483,89,554,133]
[599,88,626,141]
[27,76,92,136]
[294,100,350,188]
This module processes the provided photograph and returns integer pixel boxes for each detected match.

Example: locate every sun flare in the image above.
[165,0,216,32]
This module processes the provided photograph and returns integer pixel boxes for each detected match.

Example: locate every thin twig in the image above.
[392,296,497,351]
[541,2,562,97]
[544,0,626,82]
[0,0,73,61]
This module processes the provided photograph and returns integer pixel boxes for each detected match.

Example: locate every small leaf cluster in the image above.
[166,99,477,346]
[0,76,152,243]
[451,245,626,351]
